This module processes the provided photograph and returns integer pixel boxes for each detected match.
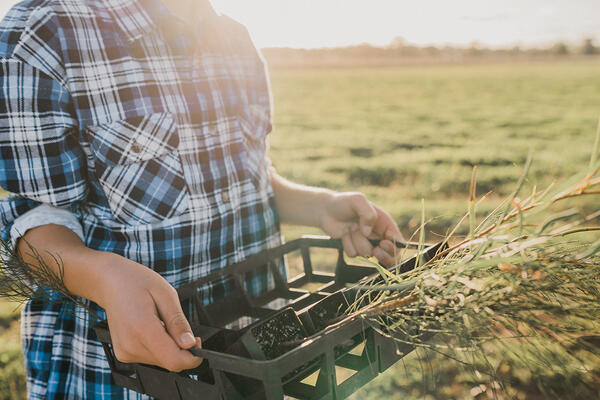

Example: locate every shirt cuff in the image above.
[9,204,84,250]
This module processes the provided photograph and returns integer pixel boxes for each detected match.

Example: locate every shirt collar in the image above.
[99,0,172,42]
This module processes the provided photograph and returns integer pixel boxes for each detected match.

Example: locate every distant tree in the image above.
[467,41,483,56]
[388,37,406,49]
[581,38,596,55]
[510,45,522,54]
[551,42,569,55]
[423,45,440,56]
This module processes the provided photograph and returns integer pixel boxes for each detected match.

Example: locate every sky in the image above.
[0,0,598,49]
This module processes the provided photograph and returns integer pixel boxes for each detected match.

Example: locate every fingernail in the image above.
[181,332,195,347]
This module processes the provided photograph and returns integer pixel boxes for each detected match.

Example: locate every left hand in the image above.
[319,192,404,267]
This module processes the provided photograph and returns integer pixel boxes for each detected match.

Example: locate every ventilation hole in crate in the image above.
[348,340,366,356]
[300,369,320,386]
[335,365,357,384]
[333,337,368,360]
[283,367,322,399]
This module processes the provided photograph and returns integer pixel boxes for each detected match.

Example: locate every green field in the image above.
[2,60,600,398]
[270,60,600,239]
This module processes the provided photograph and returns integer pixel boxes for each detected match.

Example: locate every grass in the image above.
[349,162,600,399]
[0,301,25,400]
[2,59,600,398]
[270,60,600,238]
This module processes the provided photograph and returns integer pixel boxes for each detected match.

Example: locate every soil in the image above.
[249,308,306,360]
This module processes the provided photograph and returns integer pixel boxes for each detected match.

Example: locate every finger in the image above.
[351,229,374,258]
[374,246,396,268]
[151,285,196,349]
[188,337,203,357]
[385,226,404,242]
[350,194,378,237]
[142,317,203,372]
[111,312,199,371]
[342,233,358,257]
[379,239,396,255]
[372,206,402,241]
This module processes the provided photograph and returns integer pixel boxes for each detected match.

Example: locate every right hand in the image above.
[94,252,203,372]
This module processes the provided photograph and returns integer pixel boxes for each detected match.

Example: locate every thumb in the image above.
[350,194,377,237]
[152,285,196,349]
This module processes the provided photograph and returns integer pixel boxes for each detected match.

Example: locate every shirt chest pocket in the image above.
[87,113,190,225]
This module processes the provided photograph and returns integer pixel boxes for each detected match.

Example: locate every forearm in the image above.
[270,168,334,228]
[16,224,115,306]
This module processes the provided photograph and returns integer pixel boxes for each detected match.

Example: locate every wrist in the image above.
[314,189,336,230]
[70,249,123,307]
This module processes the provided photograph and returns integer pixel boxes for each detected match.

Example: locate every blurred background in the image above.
[1,0,600,398]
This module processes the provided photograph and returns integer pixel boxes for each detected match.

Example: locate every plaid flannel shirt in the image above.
[0,0,283,398]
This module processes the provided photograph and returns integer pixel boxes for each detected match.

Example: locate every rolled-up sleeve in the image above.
[0,58,87,246]
[9,204,84,249]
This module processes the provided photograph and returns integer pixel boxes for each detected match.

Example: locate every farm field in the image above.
[269,60,600,240]
[1,59,600,398]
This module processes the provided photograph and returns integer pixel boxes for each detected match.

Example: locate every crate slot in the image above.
[239,308,307,360]
[306,291,352,333]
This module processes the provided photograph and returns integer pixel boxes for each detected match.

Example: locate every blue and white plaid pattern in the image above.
[0,0,283,398]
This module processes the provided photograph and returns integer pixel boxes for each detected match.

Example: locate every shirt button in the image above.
[131,141,142,153]
[221,191,230,203]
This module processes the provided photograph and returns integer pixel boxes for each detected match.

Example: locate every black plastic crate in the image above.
[94,236,444,399]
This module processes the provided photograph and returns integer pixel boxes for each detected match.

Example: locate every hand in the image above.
[319,192,404,267]
[16,224,203,372]
[95,252,203,372]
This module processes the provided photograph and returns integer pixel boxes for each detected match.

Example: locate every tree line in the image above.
[262,38,599,68]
